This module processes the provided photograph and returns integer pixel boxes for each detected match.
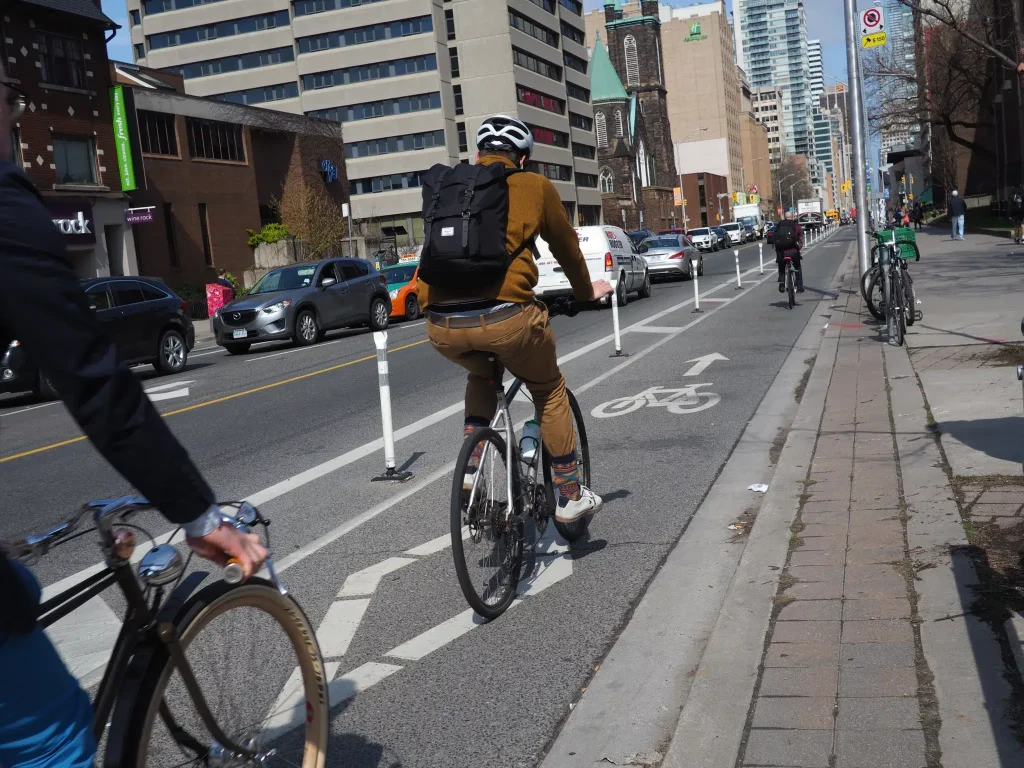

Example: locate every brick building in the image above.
[110,62,348,288]
[680,171,729,228]
[2,0,140,278]
[591,0,676,231]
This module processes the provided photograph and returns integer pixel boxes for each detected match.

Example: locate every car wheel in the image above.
[34,371,56,401]
[155,329,187,374]
[224,343,251,355]
[405,294,421,321]
[369,298,390,331]
[294,309,319,346]
[638,270,652,299]
[616,274,628,307]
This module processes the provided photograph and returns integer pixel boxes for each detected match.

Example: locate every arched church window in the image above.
[595,111,608,148]
[624,35,639,86]
[614,109,624,137]
[600,168,614,194]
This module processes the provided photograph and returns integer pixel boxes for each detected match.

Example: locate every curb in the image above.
[539,237,856,768]
[660,247,852,767]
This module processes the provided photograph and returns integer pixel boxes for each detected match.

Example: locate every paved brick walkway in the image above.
[736,284,930,768]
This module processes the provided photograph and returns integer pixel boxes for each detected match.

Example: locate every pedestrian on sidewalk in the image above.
[913,202,924,231]
[215,269,235,300]
[947,190,967,240]
[1010,186,1024,244]
[774,211,804,293]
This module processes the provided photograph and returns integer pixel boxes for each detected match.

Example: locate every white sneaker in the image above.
[555,486,602,523]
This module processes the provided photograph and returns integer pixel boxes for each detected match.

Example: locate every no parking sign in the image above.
[861,7,887,49]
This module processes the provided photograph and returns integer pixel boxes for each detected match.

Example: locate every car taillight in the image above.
[604,253,613,271]
[668,251,687,260]
[180,300,189,314]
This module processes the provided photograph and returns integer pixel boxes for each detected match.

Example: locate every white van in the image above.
[535,226,651,306]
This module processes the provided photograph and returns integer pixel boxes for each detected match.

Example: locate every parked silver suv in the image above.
[213,258,392,354]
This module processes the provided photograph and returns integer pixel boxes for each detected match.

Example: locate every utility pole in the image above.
[844,0,870,275]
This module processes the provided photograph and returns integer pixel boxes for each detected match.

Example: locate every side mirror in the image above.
[638,244,648,253]
[321,277,337,288]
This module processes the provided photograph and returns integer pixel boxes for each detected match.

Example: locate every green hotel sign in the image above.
[684,20,707,42]
[109,85,137,192]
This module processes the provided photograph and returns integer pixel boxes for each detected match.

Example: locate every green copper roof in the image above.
[590,37,628,103]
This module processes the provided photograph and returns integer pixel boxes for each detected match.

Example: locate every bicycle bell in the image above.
[138,543,185,586]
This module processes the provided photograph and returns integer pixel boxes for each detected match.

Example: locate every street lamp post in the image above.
[843,0,871,274]
[788,182,799,210]
[778,173,796,215]
[717,192,731,225]
[677,126,708,232]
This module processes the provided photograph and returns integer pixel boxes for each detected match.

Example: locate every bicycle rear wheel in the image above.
[115,580,328,768]
[542,389,592,543]
[889,271,905,346]
[865,268,885,320]
[902,268,916,326]
[786,266,795,309]
[451,427,524,619]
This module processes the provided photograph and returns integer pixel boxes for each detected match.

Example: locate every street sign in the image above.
[673,187,682,206]
[861,7,887,48]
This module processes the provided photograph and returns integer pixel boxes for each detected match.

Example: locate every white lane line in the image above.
[189,348,226,358]
[404,529,467,557]
[317,598,372,657]
[386,609,486,661]
[337,557,416,598]
[0,401,59,418]
[144,380,196,393]
[261,661,341,739]
[328,662,403,704]
[627,326,686,334]
[245,337,350,363]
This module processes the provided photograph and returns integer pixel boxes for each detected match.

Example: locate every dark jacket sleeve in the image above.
[0,164,214,525]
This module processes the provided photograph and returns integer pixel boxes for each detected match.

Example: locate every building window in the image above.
[148,11,290,49]
[163,202,179,268]
[558,0,582,15]
[297,16,433,53]
[526,161,571,181]
[448,47,460,78]
[346,129,445,158]
[560,21,584,45]
[198,203,213,266]
[599,168,614,193]
[215,82,299,106]
[293,0,388,14]
[145,0,227,13]
[37,32,85,89]
[130,9,141,24]
[303,54,437,90]
[137,110,178,156]
[134,43,145,59]
[166,46,294,80]
[350,171,424,195]
[512,47,561,81]
[516,86,563,114]
[563,51,587,74]
[186,118,245,163]
[577,172,598,188]
[566,82,589,102]
[445,9,455,40]
[569,112,592,130]
[53,136,95,184]
[529,125,569,148]
[624,35,639,86]
[457,122,468,152]
[571,142,595,159]
[308,91,441,122]
[595,111,607,148]
[453,84,463,115]
[614,109,623,136]
[509,11,557,48]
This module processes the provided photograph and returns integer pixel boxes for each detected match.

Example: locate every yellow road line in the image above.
[0,338,430,464]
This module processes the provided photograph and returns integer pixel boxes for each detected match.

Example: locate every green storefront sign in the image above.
[109,85,136,192]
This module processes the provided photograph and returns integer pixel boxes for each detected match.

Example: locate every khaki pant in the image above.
[426,302,575,458]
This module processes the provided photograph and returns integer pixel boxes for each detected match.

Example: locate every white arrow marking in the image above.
[337,557,416,598]
[144,379,195,393]
[683,353,728,377]
[144,380,194,402]
[317,598,371,657]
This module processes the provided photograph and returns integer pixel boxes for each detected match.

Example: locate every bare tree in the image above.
[775,154,815,204]
[275,182,349,261]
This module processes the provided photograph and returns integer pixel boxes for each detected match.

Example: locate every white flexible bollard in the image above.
[609,278,627,357]
[372,331,412,482]
[692,257,702,313]
[759,242,764,274]
[734,249,743,289]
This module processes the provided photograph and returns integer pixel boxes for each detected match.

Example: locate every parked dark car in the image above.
[627,229,657,247]
[765,222,776,245]
[212,258,392,354]
[712,227,729,249]
[1,276,195,400]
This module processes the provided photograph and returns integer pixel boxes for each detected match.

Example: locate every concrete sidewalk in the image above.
[541,233,1024,767]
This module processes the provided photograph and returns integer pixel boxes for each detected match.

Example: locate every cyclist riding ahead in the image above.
[0,66,266,767]
[773,211,805,294]
[417,115,613,524]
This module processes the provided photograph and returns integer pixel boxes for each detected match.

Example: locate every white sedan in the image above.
[685,227,720,252]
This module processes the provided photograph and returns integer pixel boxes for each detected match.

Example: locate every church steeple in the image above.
[590,36,629,104]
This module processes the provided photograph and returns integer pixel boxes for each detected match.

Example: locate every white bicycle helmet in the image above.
[475,115,534,159]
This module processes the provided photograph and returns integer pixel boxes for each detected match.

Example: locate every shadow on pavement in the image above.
[914,323,1011,345]
[938,417,1024,466]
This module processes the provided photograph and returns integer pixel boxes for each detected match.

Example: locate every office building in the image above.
[738,69,773,211]
[751,85,786,168]
[879,0,919,150]
[128,0,601,239]
[734,0,813,156]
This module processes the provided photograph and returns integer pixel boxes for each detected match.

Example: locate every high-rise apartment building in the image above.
[128,0,602,238]
[808,39,823,98]
[751,85,786,168]
[879,0,919,151]
[734,0,812,156]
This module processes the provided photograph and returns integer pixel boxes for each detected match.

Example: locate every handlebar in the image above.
[545,296,586,318]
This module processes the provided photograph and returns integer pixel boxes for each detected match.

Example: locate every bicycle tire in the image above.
[787,266,795,309]
[116,580,328,768]
[890,270,905,347]
[902,269,916,327]
[542,389,592,543]
[864,269,885,320]
[451,427,524,620]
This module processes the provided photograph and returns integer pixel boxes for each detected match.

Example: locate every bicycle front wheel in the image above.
[902,269,916,326]
[889,271,905,346]
[451,427,524,619]
[865,268,885,320]
[543,389,592,543]
[787,267,795,309]
[118,580,329,768]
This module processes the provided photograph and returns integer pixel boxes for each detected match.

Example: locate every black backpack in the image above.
[774,220,798,249]
[419,163,530,291]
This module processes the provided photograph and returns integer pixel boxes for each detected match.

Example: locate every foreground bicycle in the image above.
[7,496,328,767]
[783,255,797,309]
[450,298,591,620]
[863,229,918,327]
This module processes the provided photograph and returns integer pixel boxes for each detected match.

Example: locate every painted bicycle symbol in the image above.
[591,384,721,418]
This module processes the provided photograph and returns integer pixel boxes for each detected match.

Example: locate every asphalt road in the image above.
[0,231,851,767]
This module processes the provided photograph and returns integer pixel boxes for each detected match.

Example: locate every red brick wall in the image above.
[2,6,119,193]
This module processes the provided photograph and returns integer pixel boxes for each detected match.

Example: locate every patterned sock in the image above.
[464,420,487,472]
[551,456,582,502]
